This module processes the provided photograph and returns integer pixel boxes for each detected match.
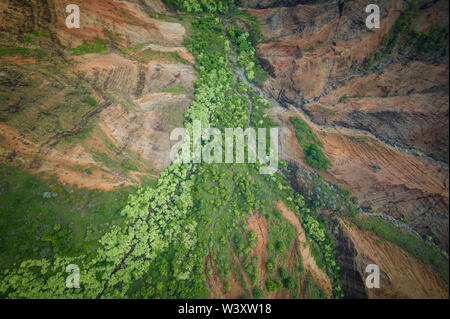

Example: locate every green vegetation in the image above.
[303,144,330,171]
[381,3,417,54]
[250,94,275,128]
[0,2,347,299]
[364,1,448,69]
[303,45,317,52]
[102,28,122,47]
[227,26,268,87]
[297,171,360,217]
[338,94,350,102]
[0,164,137,269]
[304,273,326,299]
[230,9,265,45]
[0,46,48,59]
[316,105,337,116]
[163,0,236,14]
[300,208,343,297]
[264,205,299,294]
[290,117,330,171]
[266,258,276,273]
[339,93,373,102]
[0,30,49,56]
[126,42,152,54]
[419,83,449,94]
[0,0,446,301]
[364,1,418,68]
[85,96,98,107]
[252,286,264,298]
[0,46,30,57]
[71,38,108,56]
[265,277,282,292]
[346,136,369,143]
[0,12,226,299]
[158,87,185,94]
[31,30,48,38]
[290,117,322,149]
[410,26,449,55]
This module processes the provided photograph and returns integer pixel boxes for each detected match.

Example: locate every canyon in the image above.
[0,0,448,299]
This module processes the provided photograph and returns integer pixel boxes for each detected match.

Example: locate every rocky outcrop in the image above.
[269,100,449,251]
[243,0,449,253]
[334,218,448,298]
[333,219,368,299]
[246,0,449,160]
[304,60,449,163]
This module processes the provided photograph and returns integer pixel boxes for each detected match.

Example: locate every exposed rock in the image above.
[249,0,448,159]
[0,0,196,189]
[335,218,448,298]
[305,60,449,163]
[246,0,449,252]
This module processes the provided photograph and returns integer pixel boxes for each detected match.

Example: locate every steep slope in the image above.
[0,0,447,300]
[0,0,195,189]
[336,217,448,298]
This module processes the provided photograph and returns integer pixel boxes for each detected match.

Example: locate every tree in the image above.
[266,258,275,273]
[265,278,282,292]
[275,240,284,253]
[277,266,289,280]
[283,277,296,291]
[253,287,264,298]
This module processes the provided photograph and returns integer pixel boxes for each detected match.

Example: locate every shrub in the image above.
[266,258,275,272]
[252,287,264,299]
[283,277,296,290]
[163,0,236,14]
[231,9,265,45]
[265,278,282,292]
[274,240,284,253]
[410,26,449,55]
[72,38,108,56]
[227,26,268,87]
[272,208,281,219]
[304,274,326,299]
[291,117,330,170]
[304,143,330,171]
[277,266,289,280]
[86,97,97,107]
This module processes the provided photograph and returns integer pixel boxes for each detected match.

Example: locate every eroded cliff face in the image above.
[250,0,448,159]
[240,0,449,298]
[334,218,448,298]
[0,0,195,190]
[0,0,448,300]
[243,0,449,248]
